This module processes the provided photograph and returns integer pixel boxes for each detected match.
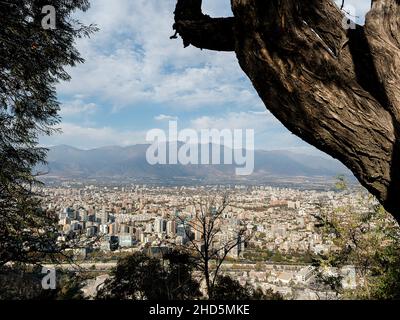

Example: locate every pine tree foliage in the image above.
[0,0,96,266]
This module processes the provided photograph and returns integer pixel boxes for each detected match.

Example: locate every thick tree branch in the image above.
[171,0,235,51]
[172,18,235,51]
[171,0,400,221]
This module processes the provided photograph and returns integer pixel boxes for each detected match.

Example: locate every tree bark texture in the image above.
[172,0,400,221]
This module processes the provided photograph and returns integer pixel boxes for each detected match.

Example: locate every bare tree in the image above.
[171,0,400,222]
[177,194,251,298]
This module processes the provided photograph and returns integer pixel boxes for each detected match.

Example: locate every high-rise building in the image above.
[99,224,109,234]
[228,233,244,259]
[190,220,203,241]
[64,207,76,220]
[100,235,119,251]
[70,220,81,231]
[154,217,165,234]
[79,209,88,222]
[166,220,176,237]
[119,223,129,234]
[86,226,97,237]
[177,223,190,243]
[136,228,143,241]
[109,223,117,235]
[119,234,134,248]
[101,211,109,224]
[88,213,96,223]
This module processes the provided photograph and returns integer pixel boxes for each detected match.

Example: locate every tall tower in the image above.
[154,217,165,234]
[166,220,177,237]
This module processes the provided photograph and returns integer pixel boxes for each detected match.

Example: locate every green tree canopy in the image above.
[97,251,201,300]
[0,0,96,266]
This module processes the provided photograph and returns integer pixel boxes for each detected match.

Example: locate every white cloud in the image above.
[60,99,97,117]
[57,0,258,111]
[190,111,275,131]
[41,123,147,149]
[58,0,371,112]
[188,111,331,156]
[154,114,178,121]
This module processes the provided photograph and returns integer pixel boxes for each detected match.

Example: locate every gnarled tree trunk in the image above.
[172,0,400,222]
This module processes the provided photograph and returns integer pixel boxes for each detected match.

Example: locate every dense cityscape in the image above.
[40,183,380,299]
[2,0,400,314]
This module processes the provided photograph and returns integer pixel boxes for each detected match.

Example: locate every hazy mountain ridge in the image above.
[37,144,353,182]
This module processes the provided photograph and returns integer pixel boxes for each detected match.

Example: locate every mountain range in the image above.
[37,144,353,185]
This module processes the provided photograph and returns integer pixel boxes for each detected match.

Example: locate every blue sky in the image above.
[40,0,371,156]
